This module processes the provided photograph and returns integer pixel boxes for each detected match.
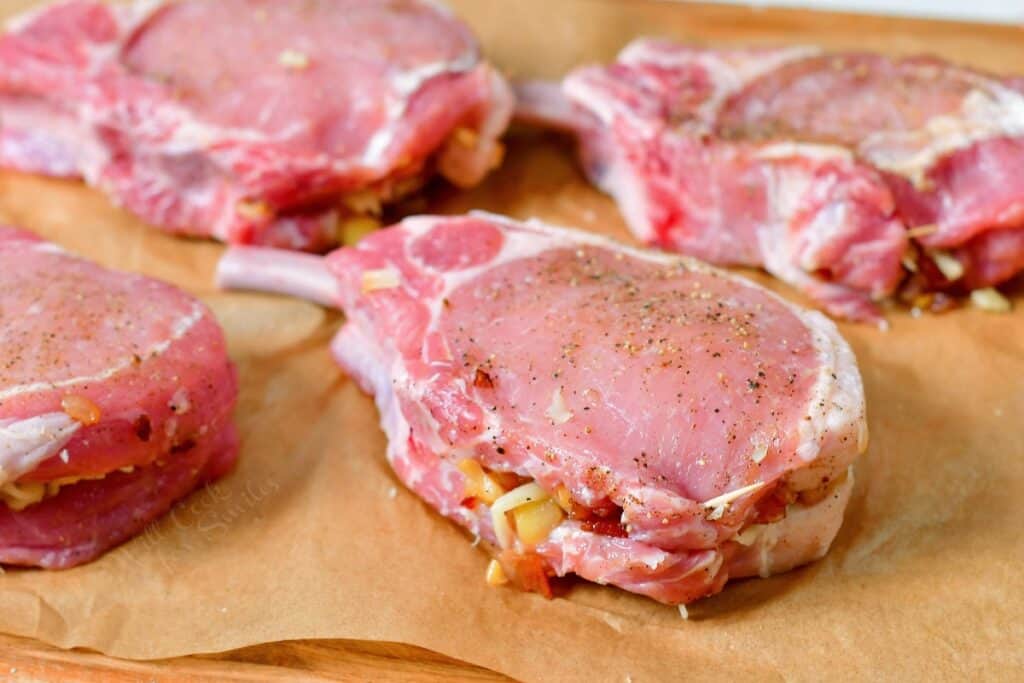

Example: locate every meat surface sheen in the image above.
[0,228,238,568]
[0,0,513,250]
[218,213,866,604]
[516,40,1024,321]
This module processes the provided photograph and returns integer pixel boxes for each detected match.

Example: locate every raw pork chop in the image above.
[0,228,238,568]
[0,0,513,250]
[517,40,1024,321]
[218,213,866,605]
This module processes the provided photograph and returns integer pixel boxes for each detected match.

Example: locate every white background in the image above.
[701,0,1024,24]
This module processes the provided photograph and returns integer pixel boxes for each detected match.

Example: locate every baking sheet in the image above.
[0,1,1022,680]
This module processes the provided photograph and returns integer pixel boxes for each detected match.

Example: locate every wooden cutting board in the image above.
[2,1,1021,680]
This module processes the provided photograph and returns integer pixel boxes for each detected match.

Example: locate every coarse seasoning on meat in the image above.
[0,228,238,569]
[516,40,1024,322]
[0,0,513,250]
[217,213,866,605]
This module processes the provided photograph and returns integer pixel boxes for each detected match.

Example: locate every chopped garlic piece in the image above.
[490,482,550,549]
[930,250,964,281]
[678,604,689,620]
[485,559,508,586]
[751,442,768,464]
[278,49,310,70]
[361,268,400,294]
[970,287,1011,313]
[545,387,573,425]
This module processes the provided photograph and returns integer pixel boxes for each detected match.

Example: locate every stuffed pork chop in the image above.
[516,40,1024,321]
[0,228,238,568]
[217,213,866,604]
[0,0,513,250]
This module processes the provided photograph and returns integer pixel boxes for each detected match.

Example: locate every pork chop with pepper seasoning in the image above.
[516,40,1024,322]
[0,228,238,568]
[217,213,865,605]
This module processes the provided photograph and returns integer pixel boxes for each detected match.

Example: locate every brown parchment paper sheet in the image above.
[0,1,1023,680]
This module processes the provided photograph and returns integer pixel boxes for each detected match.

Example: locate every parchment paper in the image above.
[0,1,1022,680]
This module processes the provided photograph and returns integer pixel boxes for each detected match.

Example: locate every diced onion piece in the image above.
[361,268,400,294]
[545,387,573,425]
[751,442,768,463]
[930,250,964,281]
[340,217,380,246]
[456,459,505,505]
[485,559,508,586]
[490,482,550,549]
[678,604,689,620]
[554,485,573,514]
[970,287,1011,313]
[512,498,565,546]
[278,49,310,69]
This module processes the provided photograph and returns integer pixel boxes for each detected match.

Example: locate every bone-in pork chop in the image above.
[517,40,1024,321]
[217,213,866,604]
[0,0,513,250]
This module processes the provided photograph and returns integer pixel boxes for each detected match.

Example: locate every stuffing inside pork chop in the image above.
[218,213,866,605]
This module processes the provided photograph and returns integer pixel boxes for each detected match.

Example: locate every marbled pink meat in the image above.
[0,0,513,250]
[516,41,1024,320]
[218,213,865,605]
[0,228,238,568]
